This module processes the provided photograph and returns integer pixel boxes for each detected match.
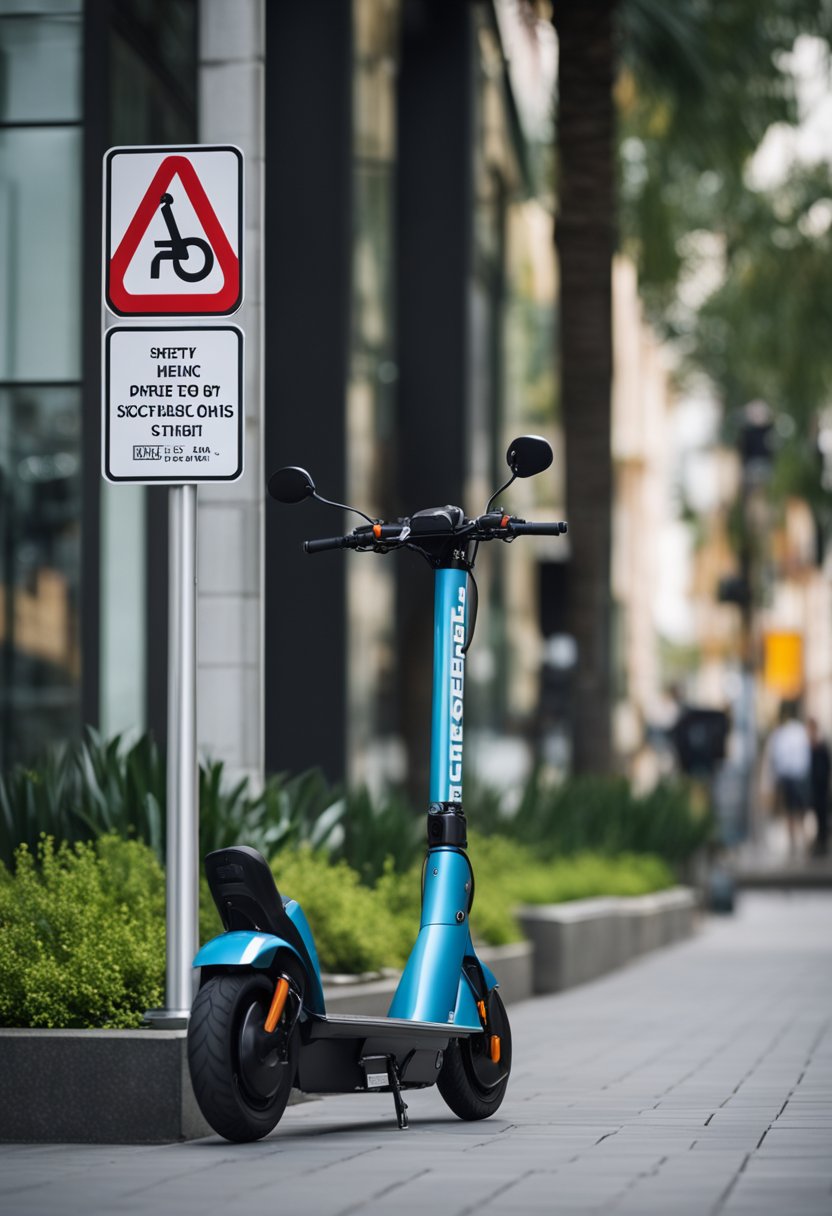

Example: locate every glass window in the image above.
[113,0,196,89]
[110,27,195,145]
[0,384,81,768]
[0,126,81,381]
[0,3,81,15]
[0,14,82,123]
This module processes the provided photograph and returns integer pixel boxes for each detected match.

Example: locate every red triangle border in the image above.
[107,153,242,317]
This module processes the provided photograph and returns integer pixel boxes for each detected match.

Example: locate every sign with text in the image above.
[104,145,243,317]
[103,326,244,483]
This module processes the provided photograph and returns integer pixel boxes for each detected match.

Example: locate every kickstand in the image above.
[386,1059,409,1130]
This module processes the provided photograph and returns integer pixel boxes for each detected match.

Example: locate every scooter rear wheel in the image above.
[188,972,298,1142]
[437,989,512,1120]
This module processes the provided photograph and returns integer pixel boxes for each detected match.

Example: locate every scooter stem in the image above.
[387,562,479,1026]
[428,566,469,837]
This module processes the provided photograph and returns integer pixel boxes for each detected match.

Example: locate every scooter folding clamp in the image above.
[426,802,468,847]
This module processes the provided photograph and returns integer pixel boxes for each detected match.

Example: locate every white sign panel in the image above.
[103,326,244,484]
[104,145,243,317]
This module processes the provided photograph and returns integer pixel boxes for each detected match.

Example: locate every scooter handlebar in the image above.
[302,516,567,553]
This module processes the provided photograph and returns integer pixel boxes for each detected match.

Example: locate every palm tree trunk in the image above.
[553,0,617,774]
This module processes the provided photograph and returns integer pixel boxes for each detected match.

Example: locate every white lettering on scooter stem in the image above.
[449,586,466,799]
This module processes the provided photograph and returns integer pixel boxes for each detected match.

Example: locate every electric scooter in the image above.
[187,434,566,1141]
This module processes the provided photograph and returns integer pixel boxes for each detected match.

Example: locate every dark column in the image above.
[553,0,616,774]
[264,3,353,780]
[80,0,109,731]
[395,0,474,800]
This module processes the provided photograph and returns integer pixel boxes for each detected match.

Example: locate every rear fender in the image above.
[193,930,325,1014]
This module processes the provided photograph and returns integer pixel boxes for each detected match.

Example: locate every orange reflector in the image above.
[490,1035,501,1063]
[477,1000,487,1023]
[264,977,289,1034]
[373,524,382,539]
[500,515,509,528]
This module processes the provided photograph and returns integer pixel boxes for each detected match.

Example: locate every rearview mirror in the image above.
[506,435,553,479]
[268,466,316,504]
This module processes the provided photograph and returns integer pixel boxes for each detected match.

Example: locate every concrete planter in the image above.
[0,1028,210,1144]
[518,886,698,995]
[0,940,533,1145]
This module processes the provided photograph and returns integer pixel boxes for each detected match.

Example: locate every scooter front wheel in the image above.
[188,972,298,1142]
[437,989,512,1120]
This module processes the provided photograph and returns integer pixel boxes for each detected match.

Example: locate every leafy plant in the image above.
[0,729,164,870]
[0,729,346,871]
[467,770,711,864]
[199,764,345,859]
[333,786,422,883]
[0,836,165,1029]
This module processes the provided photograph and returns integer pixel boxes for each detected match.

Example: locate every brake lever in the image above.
[351,522,412,551]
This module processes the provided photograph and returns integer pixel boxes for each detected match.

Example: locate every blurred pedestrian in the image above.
[808,718,830,858]
[768,702,811,857]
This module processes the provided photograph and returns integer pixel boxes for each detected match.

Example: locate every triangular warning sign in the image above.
[107,153,241,316]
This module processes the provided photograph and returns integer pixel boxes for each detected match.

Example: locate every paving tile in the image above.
[2,892,831,1215]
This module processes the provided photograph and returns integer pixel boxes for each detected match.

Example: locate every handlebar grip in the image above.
[511,521,568,536]
[303,535,348,554]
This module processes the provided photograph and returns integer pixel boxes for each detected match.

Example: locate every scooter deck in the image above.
[296,1012,479,1096]
[305,1012,478,1043]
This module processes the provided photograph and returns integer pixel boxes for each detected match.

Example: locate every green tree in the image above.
[619,0,832,319]
[693,161,832,530]
[551,0,832,772]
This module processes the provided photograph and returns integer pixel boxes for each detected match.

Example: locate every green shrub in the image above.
[0,828,680,1028]
[270,847,411,974]
[466,832,675,947]
[373,856,422,962]
[0,836,165,1028]
[260,837,676,973]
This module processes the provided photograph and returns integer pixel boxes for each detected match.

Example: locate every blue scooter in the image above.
[187,435,566,1141]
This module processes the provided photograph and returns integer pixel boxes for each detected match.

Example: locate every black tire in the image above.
[188,972,299,1142]
[437,989,512,1120]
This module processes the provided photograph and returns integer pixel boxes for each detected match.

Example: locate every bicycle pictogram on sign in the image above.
[151,192,215,283]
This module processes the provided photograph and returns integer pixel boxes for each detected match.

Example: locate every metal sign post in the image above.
[164,484,199,1021]
[102,144,244,1027]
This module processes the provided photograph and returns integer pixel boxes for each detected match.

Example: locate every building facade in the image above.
[0,0,561,797]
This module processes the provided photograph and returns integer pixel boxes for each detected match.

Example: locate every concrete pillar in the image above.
[196,0,265,786]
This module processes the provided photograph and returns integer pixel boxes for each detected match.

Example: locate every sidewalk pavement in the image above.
[1,891,830,1216]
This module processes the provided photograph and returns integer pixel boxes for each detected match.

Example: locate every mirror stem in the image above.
[485,472,517,515]
[312,491,375,526]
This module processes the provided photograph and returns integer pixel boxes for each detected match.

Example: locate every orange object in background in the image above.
[763,631,804,700]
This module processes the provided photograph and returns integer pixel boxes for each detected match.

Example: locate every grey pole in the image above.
[163,483,199,1023]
